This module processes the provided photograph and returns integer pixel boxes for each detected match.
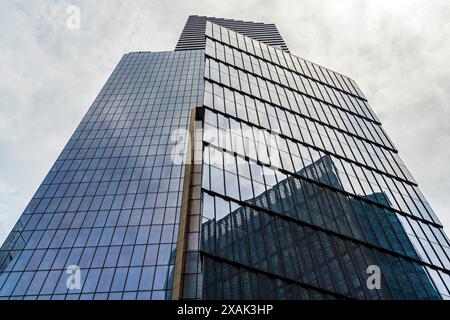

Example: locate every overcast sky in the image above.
[0,0,449,243]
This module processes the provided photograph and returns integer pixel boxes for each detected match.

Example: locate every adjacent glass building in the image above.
[1,15,449,300]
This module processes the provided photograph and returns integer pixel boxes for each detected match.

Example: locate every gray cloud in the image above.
[0,0,449,243]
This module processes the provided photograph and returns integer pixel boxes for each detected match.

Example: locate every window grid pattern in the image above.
[201,145,449,297]
[197,22,450,300]
[203,23,439,225]
[201,114,450,269]
[203,41,419,180]
[203,82,415,190]
[205,75,400,175]
[205,21,378,123]
[203,72,438,226]
[202,107,439,226]
[0,50,205,300]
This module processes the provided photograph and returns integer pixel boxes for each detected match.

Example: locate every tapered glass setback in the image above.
[191,21,450,300]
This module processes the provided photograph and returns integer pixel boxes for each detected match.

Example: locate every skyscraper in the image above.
[0,15,449,300]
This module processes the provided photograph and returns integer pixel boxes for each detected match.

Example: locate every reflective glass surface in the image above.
[0,50,204,300]
[190,21,450,300]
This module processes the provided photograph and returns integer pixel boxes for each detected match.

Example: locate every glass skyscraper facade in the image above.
[0,50,204,300]
[1,15,450,300]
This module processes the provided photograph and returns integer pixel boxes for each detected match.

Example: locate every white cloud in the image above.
[0,0,449,244]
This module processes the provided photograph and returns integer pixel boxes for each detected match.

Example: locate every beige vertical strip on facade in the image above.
[172,107,198,300]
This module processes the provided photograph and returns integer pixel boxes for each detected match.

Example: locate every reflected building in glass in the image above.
[1,15,450,300]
